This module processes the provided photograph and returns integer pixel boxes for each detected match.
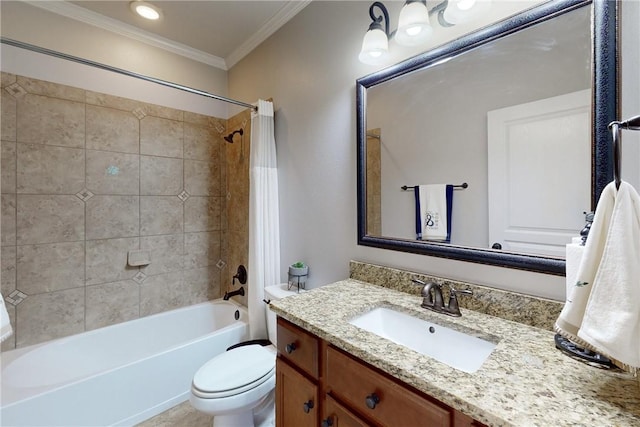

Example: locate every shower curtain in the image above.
[248,99,281,340]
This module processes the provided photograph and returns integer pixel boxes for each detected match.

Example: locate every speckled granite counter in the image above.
[269,279,640,427]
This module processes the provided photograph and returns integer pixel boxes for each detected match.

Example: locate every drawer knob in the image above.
[321,417,334,427]
[303,400,314,413]
[285,343,297,354]
[365,393,380,409]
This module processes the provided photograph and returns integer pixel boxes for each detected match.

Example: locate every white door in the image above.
[487,89,591,257]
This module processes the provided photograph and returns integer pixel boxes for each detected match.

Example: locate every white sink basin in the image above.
[349,307,497,373]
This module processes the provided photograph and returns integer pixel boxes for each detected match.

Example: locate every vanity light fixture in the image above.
[130,1,162,20]
[359,0,491,64]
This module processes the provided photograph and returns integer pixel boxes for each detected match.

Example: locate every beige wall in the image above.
[228,1,640,301]
[0,73,229,350]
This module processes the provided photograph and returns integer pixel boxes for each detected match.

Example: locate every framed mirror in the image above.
[356,0,618,275]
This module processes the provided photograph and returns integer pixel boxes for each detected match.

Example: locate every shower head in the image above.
[224,128,244,143]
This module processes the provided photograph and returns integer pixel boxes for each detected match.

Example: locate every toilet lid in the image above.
[193,345,275,395]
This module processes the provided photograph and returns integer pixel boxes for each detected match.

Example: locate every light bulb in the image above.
[130,1,161,20]
[395,2,432,47]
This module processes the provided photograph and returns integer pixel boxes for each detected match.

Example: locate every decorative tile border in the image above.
[349,260,563,331]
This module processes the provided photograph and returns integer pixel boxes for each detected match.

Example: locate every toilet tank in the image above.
[264,283,305,346]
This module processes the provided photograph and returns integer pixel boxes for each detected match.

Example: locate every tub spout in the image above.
[223,287,245,301]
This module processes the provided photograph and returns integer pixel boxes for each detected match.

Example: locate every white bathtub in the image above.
[0,300,249,427]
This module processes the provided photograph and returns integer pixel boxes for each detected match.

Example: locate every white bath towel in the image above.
[1,294,13,343]
[555,181,640,370]
[415,184,453,241]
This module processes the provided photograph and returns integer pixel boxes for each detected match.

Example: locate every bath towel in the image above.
[555,181,640,370]
[1,294,13,343]
[414,185,453,242]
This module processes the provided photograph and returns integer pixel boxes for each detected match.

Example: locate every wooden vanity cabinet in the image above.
[276,317,486,427]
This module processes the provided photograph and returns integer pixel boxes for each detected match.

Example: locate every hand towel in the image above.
[555,181,640,370]
[414,185,453,242]
[565,240,585,301]
[1,294,13,343]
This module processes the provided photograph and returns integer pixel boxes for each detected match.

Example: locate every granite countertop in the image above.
[269,279,640,427]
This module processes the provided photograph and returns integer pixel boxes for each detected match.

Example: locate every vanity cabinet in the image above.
[276,317,486,427]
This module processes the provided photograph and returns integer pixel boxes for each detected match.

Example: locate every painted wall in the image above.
[228,0,640,301]
[0,1,229,116]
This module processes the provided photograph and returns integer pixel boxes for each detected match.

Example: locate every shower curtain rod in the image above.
[0,38,258,112]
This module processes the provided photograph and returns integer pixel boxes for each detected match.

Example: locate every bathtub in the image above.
[0,300,249,427]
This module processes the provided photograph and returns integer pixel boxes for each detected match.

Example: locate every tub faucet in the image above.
[223,287,245,301]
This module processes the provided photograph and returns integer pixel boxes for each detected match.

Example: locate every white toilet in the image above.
[189,284,303,427]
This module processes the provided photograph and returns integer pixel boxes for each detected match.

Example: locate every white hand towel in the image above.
[1,294,13,343]
[417,184,453,241]
[556,181,640,370]
[565,241,585,301]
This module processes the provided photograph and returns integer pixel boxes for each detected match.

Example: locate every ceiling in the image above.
[27,0,311,70]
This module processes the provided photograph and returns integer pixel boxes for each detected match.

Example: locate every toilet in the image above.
[189,283,303,427]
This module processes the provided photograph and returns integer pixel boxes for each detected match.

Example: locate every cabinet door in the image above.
[276,358,318,427]
[322,395,369,427]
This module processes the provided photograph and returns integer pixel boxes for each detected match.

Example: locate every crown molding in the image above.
[24,0,229,70]
[225,0,312,69]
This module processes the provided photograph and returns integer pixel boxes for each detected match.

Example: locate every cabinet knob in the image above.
[302,400,314,413]
[365,393,380,409]
[321,417,334,427]
[285,342,297,354]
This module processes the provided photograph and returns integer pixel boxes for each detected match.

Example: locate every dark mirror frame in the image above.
[356,0,618,276]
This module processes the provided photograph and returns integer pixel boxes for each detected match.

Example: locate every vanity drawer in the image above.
[277,318,320,379]
[325,345,452,427]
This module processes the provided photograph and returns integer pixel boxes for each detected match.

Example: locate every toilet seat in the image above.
[192,344,275,399]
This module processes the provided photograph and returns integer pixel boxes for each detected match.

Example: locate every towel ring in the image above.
[608,115,640,189]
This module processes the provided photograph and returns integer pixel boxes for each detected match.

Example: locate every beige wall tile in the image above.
[184,196,221,233]
[140,116,183,158]
[1,141,16,193]
[17,76,85,102]
[183,266,218,302]
[184,123,221,161]
[184,231,220,270]
[17,143,85,194]
[86,280,139,330]
[142,104,183,122]
[86,105,140,154]
[140,155,183,196]
[1,194,16,246]
[86,150,140,195]
[16,195,84,245]
[86,237,140,286]
[86,90,144,112]
[1,72,17,87]
[1,246,17,296]
[1,94,17,142]
[86,195,139,240]
[140,271,184,316]
[16,242,85,294]
[17,94,84,148]
[16,287,85,347]
[140,196,183,235]
[184,111,216,127]
[184,160,220,196]
[140,233,184,276]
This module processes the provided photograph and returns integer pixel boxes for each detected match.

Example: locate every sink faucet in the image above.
[411,279,473,317]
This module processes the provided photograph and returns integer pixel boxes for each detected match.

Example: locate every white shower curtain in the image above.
[248,99,281,340]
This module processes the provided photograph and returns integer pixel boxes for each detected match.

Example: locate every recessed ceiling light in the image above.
[130,1,162,20]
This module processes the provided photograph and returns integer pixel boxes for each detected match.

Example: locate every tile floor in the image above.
[135,401,212,427]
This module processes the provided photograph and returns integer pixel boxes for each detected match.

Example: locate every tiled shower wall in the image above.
[0,72,238,350]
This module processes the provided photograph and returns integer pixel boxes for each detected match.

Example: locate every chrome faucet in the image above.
[411,279,473,317]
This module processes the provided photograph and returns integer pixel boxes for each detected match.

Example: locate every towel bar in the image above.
[401,183,468,191]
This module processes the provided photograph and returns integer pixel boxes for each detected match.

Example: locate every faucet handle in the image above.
[411,277,426,286]
[444,286,473,317]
